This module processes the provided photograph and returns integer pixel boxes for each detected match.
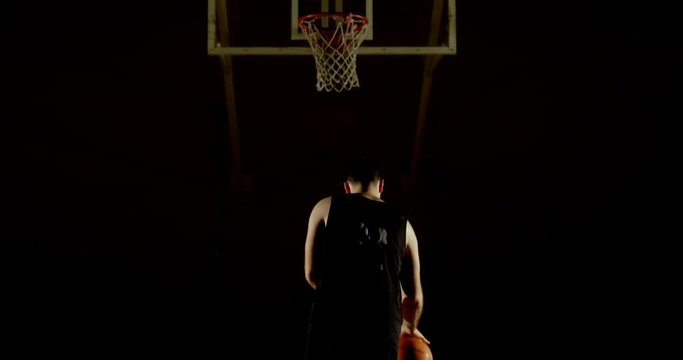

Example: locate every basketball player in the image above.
[303,157,429,360]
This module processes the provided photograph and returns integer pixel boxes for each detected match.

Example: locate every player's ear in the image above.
[343,181,351,194]
[378,179,384,194]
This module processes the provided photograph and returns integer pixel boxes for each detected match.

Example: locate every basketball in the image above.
[398,334,433,360]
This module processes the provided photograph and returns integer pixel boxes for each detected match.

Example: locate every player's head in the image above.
[344,156,383,194]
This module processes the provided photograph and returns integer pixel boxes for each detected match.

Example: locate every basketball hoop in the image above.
[298,13,369,92]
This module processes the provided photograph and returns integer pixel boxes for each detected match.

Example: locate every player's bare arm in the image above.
[304,196,331,290]
[401,220,429,343]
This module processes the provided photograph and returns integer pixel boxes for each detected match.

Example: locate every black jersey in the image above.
[305,194,407,360]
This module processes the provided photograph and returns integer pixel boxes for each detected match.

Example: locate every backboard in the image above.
[208,0,456,55]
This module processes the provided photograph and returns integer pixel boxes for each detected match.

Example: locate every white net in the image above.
[299,14,369,92]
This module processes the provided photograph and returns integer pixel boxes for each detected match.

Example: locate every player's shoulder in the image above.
[384,201,407,219]
[312,196,332,212]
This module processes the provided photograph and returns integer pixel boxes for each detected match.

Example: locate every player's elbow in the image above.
[305,272,317,290]
[403,291,424,309]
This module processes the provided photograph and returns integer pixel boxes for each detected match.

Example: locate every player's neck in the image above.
[353,191,383,202]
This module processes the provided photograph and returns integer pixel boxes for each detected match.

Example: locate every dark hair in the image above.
[345,156,381,191]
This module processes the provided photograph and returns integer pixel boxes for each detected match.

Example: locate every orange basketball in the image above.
[398,334,433,360]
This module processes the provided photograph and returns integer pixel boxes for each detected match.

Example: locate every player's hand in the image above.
[401,326,430,344]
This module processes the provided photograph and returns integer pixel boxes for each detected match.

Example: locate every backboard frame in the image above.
[291,0,374,41]
[207,0,456,56]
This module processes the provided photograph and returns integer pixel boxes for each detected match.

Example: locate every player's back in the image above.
[307,193,407,357]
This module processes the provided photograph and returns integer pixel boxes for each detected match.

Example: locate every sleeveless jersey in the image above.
[305,194,407,360]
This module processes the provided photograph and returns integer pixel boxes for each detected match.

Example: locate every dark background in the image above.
[4,0,675,358]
